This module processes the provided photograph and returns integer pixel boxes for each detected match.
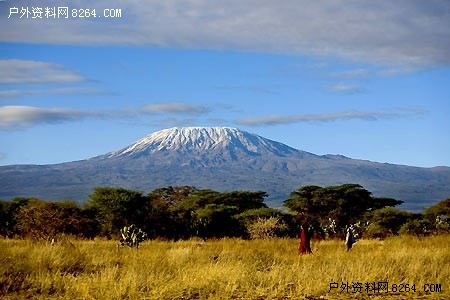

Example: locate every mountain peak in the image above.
[107,126,298,158]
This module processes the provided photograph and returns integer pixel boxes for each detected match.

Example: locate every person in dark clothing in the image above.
[345,226,356,251]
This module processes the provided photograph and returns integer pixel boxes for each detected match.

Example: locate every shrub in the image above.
[399,219,432,237]
[246,217,287,239]
[119,224,147,249]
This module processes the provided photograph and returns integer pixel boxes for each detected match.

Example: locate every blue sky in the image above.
[1,0,449,167]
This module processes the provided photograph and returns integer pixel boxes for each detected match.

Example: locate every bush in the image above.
[363,207,414,239]
[399,219,431,237]
[364,223,393,239]
[434,215,450,234]
[246,217,287,239]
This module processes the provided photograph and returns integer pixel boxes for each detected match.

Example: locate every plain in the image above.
[1,235,449,299]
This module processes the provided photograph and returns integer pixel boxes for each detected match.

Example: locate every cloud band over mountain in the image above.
[236,108,428,126]
[0,103,211,129]
[0,105,427,130]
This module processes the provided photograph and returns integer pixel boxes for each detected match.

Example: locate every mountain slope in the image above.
[1,127,449,211]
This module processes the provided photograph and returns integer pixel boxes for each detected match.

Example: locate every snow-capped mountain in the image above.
[1,127,449,210]
[106,127,298,158]
[96,127,314,169]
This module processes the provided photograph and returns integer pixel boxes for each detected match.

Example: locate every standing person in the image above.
[299,224,312,254]
[345,226,356,252]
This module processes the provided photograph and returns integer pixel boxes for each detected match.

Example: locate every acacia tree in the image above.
[165,189,269,239]
[146,186,198,239]
[87,187,148,237]
[193,190,269,238]
[284,184,403,237]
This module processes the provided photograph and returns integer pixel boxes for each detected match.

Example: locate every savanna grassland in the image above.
[1,236,448,300]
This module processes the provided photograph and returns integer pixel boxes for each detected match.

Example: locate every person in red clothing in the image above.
[299,223,312,254]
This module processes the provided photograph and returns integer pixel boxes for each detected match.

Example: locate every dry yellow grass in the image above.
[0,235,449,299]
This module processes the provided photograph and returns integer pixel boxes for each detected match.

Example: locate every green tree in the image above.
[364,207,415,238]
[193,203,240,239]
[235,207,284,226]
[167,189,269,239]
[284,184,403,235]
[424,198,450,218]
[215,191,269,211]
[0,200,10,237]
[78,206,101,239]
[424,198,450,234]
[87,187,147,237]
[146,186,197,239]
[0,197,32,237]
[147,186,197,207]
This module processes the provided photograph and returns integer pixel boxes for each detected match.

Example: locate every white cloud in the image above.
[1,1,449,70]
[2,104,424,129]
[0,60,87,84]
[331,69,370,79]
[326,84,364,94]
[0,102,211,130]
[235,108,427,126]
[152,117,199,128]
[215,85,279,95]
[0,106,96,129]
[140,103,209,114]
[0,88,113,98]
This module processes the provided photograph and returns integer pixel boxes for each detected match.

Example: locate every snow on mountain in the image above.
[107,127,300,158]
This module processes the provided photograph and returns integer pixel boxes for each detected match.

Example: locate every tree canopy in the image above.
[424,198,450,219]
[1,183,446,241]
[87,187,147,236]
[284,184,403,230]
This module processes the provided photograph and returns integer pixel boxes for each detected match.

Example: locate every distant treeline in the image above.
[0,184,449,241]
